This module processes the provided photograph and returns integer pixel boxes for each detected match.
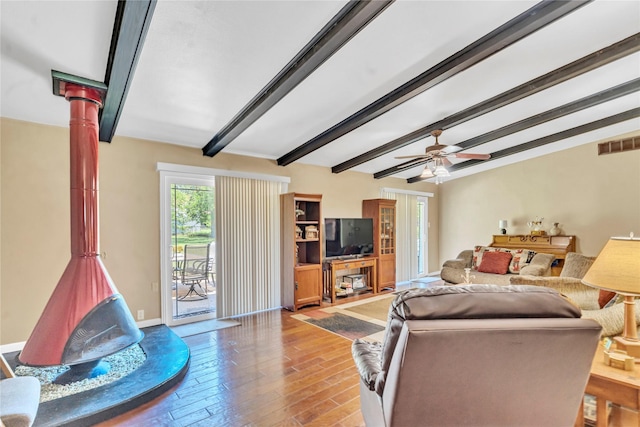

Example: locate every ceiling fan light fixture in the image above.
[434,164,450,177]
[433,157,450,177]
[420,165,434,178]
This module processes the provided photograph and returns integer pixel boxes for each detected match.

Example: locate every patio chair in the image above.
[178,244,212,300]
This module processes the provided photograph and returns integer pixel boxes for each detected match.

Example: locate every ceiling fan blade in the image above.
[452,152,491,160]
[441,145,461,154]
[395,154,430,159]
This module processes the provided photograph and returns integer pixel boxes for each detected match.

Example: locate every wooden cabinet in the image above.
[281,193,322,311]
[363,199,396,290]
[490,234,576,276]
[294,265,322,308]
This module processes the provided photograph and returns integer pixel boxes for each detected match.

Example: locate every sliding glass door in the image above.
[382,189,432,282]
[159,163,289,324]
[161,174,216,326]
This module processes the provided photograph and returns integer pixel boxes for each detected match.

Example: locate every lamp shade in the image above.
[582,237,640,295]
[499,220,508,229]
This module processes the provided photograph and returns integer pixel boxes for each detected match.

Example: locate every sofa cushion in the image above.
[472,246,536,274]
[560,252,596,279]
[477,251,512,274]
[508,249,536,274]
[472,246,500,270]
[598,290,617,309]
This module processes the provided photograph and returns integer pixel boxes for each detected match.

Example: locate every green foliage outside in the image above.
[171,184,215,253]
[172,230,213,252]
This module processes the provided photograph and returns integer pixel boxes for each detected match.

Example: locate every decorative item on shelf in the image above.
[295,202,305,219]
[527,217,545,235]
[295,226,303,240]
[295,244,299,265]
[603,336,634,371]
[461,267,475,284]
[335,282,347,297]
[345,274,366,290]
[305,225,318,239]
[498,220,508,235]
[604,350,635,371]
[340,282,354,294]
[582,233,640,361]
[549,222,562,236]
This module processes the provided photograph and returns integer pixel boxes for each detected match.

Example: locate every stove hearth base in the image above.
[4,325,189,427]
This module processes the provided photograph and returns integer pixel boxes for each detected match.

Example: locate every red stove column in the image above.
[67,84,102,258]
[19,76,142,367]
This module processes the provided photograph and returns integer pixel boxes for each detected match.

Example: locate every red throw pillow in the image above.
[477,251,513,274]
[598,290,616,308]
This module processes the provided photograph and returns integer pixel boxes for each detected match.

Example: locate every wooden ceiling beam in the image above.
[407,107,640,183]
[202,1,394,158]
[99,0,157,142]
[359,32,640,176]
[374,77,640,179]
[278,0,592,167]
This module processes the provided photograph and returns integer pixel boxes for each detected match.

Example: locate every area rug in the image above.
[292,294,395,342]
[343,294,394,321]
[170,318,240,338]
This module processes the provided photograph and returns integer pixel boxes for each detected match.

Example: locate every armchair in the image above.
[1,354,40,427]
[351,285,601,427]
[510,252,640,336]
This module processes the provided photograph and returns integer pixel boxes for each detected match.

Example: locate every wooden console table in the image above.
[490,234,576,276]
[575,345,640,427]
[323,257,377,303]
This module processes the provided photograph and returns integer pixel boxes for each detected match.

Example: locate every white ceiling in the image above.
[2,0,639,183]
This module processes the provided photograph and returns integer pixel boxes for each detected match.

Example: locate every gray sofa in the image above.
[351,285,601,427]
[441,248,554,285]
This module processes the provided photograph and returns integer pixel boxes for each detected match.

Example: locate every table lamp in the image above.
[499,220,508,235]
[582,234,640,359]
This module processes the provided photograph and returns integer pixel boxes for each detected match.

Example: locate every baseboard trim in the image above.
[137,318,163,328]
[0,341,26,353]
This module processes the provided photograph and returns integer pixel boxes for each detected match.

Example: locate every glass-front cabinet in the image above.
[363,199,396,290]
[380,206,395,255]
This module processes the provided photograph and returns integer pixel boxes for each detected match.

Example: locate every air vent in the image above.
[598,137,640,155]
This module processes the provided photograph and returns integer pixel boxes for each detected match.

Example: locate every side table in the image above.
[576,345,640,427]
[323,257,377,303]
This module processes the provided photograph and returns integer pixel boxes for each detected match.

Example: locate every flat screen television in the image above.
[324,218,374,258]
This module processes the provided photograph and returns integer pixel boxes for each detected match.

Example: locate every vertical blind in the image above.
[382,190,418,282]
[215,176,281,317]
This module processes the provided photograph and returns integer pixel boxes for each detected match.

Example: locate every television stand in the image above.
[322,257,378,303]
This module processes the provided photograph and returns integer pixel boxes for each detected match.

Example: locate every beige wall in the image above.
[0,118,438,344]
[7,116,636,346]
[438,131,640,263]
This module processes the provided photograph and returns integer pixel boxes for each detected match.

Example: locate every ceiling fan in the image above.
[395,129,491,183]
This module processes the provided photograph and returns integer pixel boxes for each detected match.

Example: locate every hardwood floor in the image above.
[96,305,368,427]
